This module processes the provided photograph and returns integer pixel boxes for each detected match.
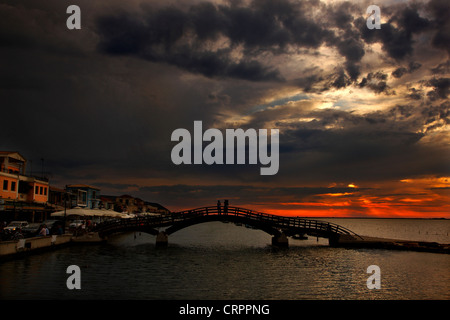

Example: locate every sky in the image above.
[0,0,449,217]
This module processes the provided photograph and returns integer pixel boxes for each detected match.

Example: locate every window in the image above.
[11,181,16,192]
[3,180,8,191]
[40,186,43,195]
[77,190,87,206]
[44,187,47,196]
[35,186,39,194]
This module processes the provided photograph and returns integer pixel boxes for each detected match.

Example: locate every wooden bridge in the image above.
[94,205,362,247]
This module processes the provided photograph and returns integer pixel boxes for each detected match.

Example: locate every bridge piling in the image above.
[272,232,289,247]
[156,231,168,247]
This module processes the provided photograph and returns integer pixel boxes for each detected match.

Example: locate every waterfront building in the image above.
[115,194,141,213]
[144,201,170,214]
[48,186,77,212]
[0,151,51,221]
[65,184,101,209]
[99,195,116,210]
[0,152,169,223]
[114,194,169,214]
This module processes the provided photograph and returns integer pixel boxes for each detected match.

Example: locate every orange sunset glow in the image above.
[247,177,450,218]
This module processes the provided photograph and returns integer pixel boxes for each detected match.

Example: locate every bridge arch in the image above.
[164,214,282,237]
[95,205,361,247]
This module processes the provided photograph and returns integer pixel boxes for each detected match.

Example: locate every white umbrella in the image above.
[120,213,135,219]
[109,211,125,218]
[51,207,109,217]
[51,207,88,217]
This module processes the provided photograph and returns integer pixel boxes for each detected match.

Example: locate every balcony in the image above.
[0,169,49,183]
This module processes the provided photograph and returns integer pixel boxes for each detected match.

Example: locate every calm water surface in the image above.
[1,219,449,300]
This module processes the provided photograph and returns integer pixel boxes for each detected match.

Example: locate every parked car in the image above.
[4,221,28,231]
[22,223,43,238]
[69,220,83,229]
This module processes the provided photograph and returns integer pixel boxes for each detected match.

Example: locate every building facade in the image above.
[65,184,101,209]
[114,194,169,214]
[0,151,50,221]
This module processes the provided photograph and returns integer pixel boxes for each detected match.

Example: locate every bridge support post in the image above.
[328,234,340,247]
[156,231,168,247]
[272,232,288,247]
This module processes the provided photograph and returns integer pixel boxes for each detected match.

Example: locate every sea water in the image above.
[0,219,449,300]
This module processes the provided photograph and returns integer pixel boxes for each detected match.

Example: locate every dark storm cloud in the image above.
[408,61,423,73]
[358,3,431,61]
[94,0,351,82]
[292,74,325,93]
[392,61,422,78]
[331,69,351,89]
[421,101,450,129]
[95,2,288,82]
[431,60,450,74]
[406,88,424,100]
[359,71,394,94]
[95,0,447,87]
[426,0,450,53]
[392,67,408,79]
[426,77,450,100]
[0,1,181,185]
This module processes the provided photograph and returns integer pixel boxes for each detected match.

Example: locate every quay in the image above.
[0,234,73,260]
[0,232,105,260]
[1,231,449,261]
[334,234,450,254]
